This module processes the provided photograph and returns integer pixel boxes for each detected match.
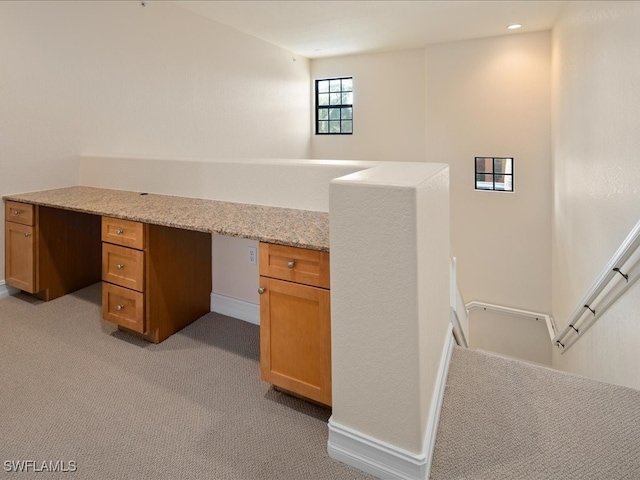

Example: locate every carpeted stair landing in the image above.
[430,346,640,479]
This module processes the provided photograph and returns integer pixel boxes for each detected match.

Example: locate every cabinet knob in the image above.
[13,210,20,216]
[116,264,124,270]
[258,287,266,295]
[24,232,31,238]
[116,304,125,311]
[287,261,295,269]
[115,229,124,235]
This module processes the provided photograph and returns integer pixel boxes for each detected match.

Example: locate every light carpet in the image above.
[430,346,640,479]
[0,283,372,480]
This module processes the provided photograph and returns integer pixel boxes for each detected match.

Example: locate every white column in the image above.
[328,163,451,480]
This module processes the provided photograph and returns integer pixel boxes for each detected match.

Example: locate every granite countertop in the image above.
[3,186,329,252]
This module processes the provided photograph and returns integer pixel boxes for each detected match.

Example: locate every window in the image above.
[475,157,514,192]
[316,77,353,134]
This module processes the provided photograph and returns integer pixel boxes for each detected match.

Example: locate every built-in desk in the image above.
[3,186,329,251]
[3,186,332,404]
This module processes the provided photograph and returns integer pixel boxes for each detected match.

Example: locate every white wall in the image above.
[79,155,375,308]
[551,1,640,390]
[79,156,373,211]
[425,32,553,332]
[310,49,426,162]
[468,309,552,366]
[329,163,450,474]
[0,1,310,282]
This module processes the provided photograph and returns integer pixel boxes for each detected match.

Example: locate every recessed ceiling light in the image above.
[507,24,522,30]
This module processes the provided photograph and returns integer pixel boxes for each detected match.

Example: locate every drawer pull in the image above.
[287,261,295,269]
[258,287,266,295]
[115,229,124,235]
[116,304,125,311]
[13,210,20,216]
[24,232,31,238]
[116,264,124,270]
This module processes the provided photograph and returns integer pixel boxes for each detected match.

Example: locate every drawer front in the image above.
[5,201,34,226]
[102,282,145,333]
[102,243,145,292]
[102,217,144,249]
[259,243,330,289]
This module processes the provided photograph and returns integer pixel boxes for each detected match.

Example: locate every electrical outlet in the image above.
[247,246,257,265]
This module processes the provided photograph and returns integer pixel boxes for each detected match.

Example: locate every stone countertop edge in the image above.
[3,186,330,252]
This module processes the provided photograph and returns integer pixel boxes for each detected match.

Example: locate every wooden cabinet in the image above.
[4,202,211,344]
[5,202,35,293]
[4,201,101,301]
[101,217,146,334]
[101,217,212,344]
[259,242,331,406]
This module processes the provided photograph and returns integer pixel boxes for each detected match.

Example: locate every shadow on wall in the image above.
[468,308,552,366]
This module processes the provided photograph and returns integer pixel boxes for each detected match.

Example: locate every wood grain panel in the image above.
[102,217,144,249]
[102,282,145,333]
[5,201,34,226]
[102,243,145,292]
[36,206,102,301]
[260,276,331,406]
[5,221,35,293]
[259,243,330,289]
[145,224,212,343]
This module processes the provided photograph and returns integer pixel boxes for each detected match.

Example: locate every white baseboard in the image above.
[210,293,259,325]
[0,281,19,300]
[423,325,455,475]
[327,326,455,480]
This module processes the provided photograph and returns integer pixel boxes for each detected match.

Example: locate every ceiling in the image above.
[173,1,567,59]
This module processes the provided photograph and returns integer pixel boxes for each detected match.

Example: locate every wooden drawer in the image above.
[102,217,144,249]
[102,243,145,292]
[5,201,34,226]
[259,243,330,289]
[102,282,145,334]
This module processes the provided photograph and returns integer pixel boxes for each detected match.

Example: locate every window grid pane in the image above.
[318,93,329,106]
[474,157,514,192]
[475,157,493,173]
[316,77,353,135]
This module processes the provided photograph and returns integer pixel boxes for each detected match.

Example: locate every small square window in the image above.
[474,157,514,192]
[316,77,353,135]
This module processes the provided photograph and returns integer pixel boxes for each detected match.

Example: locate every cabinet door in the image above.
[259,276,331,406]
[5,221,35,293]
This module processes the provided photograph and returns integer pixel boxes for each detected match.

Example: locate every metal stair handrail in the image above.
[553,218,640,352]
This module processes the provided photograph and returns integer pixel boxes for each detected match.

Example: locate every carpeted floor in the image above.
[4,284,639,480]
[0,283,373,480]
[430,346,640,479]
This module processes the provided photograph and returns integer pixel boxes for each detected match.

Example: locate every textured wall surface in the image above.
[0,1,310,280]
[551,1,640,390]
[329,163,450,454]
[80,156,374,212]
[311,49,427,162]
[426,32,552,318]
